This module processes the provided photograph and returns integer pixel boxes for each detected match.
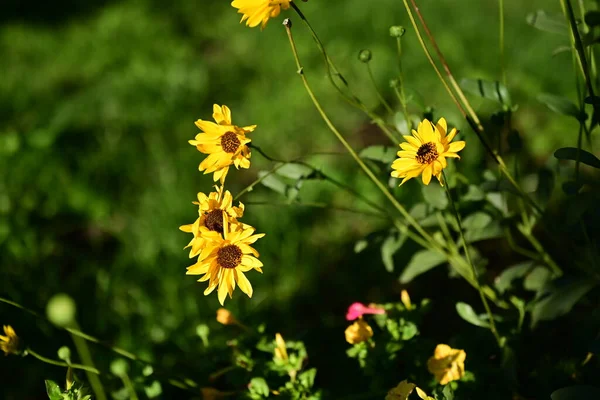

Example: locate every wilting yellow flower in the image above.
[427,344,466,385]
[190,104,255,184]
[274,333,288,361]
[187,223,265,305]
[231,0,291,29]
[345,318,373,344]
[216,308,237,325]
[391,118,465,186]
[385,380,416,400]
[179,185,245,258]
[0,325,19,356]
[415,387,435,400]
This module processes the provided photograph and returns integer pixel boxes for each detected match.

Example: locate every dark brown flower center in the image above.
[221,132,241,153]
[415,142,438,164]
[204,209,224,233]
[217,244,243,269]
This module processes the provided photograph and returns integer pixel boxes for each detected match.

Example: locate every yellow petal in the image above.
[235,270,253,297]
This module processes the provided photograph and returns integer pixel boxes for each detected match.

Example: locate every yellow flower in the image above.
[391,118,465,186]
[274,333,288,361]
[190,105,255,184]
[179,185,245,258]
[231,0,292,29]
[216,308,237,325]
[385,380,416,400]
[344,318,373,344]
[415,387,435,400]
[0,325,19,356]
[187,222,265,305]
[427,344,466,385]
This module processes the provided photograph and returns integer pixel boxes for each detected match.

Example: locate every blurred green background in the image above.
[0,0,582,398]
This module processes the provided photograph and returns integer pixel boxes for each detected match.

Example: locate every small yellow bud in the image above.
[274,333,288,361]
[216,308,236,325]
[401,290,412,310]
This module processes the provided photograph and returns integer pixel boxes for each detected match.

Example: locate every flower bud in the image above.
[358,49,372,63]
[389,26,406,38]
[216,308,236,325]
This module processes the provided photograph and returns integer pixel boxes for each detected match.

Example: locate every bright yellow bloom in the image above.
[274,333,288,361]
[216,308,237,325]
[344,318,373,344]
[190,105,255,184]
[385,380,416,400]
[0,325,19,356]
[391,118,465,186]
[231,0,291,29]
[187,223,265,305]
[415,387,435,400]
[427,344,466,385]
[179,185,245,258]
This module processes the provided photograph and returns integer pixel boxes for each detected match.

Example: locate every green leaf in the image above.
[422,183,448,210]
[299,368,317,389]
[399,249,446,283]
[526,10,568,35]
[460,78,511,105]
[144,381,163,398]
[462,185,485,202]
[275,163,314,180]
[461,212,503,242]
[257,171,287,195]
[249,377,270,396]
[381,233,407,273]
[359,145,397,164]
[554,147,600,169]
[537,93,585,121]
[110,358,129,377]
[531,277,597,328]
[551,386,600,400]
[524,266,551,292]
[495,262,534,294]
[354,239,368,254]
[45,380,63,400]
[456,302,491,328]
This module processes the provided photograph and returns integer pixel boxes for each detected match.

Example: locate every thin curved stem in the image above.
[442,171,503,347]
[26,348,100,375]
[366,63,394,115]
[394,37,412,132]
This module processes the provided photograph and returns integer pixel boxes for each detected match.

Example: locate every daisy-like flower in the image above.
[344,318,373,344]
[190,104,255,184]
[0,325,19,356]
[187,222,265,305]
[179,185,245,258]
[231,0,292,29]
[427,344,466,385]
[391,118,465,186]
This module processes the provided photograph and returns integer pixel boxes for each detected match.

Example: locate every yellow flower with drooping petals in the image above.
[427,344,466,385]
[344,318,373,344]
[231,0,292,29]
[274,333,288,361]
[190,105,255,184]
[391,118,465,186]
[385,380,416,400]
[179,185,245,258]
[0,325,19,356]
[187,222,265,305]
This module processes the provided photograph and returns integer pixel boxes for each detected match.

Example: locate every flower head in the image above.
[190,105,255,184]
[179,185,245,258]
[345,319,373,344]
[216,308,237,325]
[427,344,466,385]
[231,0,292,30]
[187,222,265,305]
[274,333,288,361]
[346,302,385,321]
[385,380,416,400]
[391,118,465,186]
[0,325,19,356]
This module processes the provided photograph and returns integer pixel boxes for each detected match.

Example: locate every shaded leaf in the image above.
[524,266,552,292]
[538,94,585,121]
[456,302,491,328]
[422,183,448,210]
[495,262,534,294]
[275,163,314,180]
[460,78,511,105]
[551,386,600,400]
[399,249,446,283]
[585,11,600,27]
[258,171,287,195]
[359,145,397,164]
[381,233,407,273]
[562,180,583,195]
[462,185,485,202]
[526,10,568,35]
[531,277,597,327]
[554,147,600,169]
[462,212,503,242]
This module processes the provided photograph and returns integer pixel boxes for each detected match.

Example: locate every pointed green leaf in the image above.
[249,377,270,396]
[359,145,397,164]
[460,78,511,105]
[45,380,63,400]
[456,302,491,328]
[531,278,596,328]
[275,163,314,180]
[462,212,503,242]
[381,233,407,273]
[494,262,534,294]
[399,249,446,283]
[422,183,448,210]
[526,10,568,35]
[538,94,585,121]
[257,171,287,195]
[554,147,600,169]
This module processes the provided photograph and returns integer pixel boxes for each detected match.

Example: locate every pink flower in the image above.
[346,302,385,321]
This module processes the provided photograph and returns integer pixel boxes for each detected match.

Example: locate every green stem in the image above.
[562,0,596,97]
[442,171,503,348]
[366,62,394,115]
[395,37,412,132]
[70,321,107,400]
[26,348,100,375]
[499,0,507,88]
[120,373,139,400]
[517,223,563,277]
